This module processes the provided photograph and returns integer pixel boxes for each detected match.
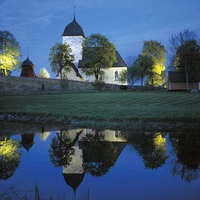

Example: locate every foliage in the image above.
[142,40,167,86]
[0,30,21,76]
[134,54,154,86]
[48,43,74,79]
[127,63,140,86]
[38,67,50,78]
[174,39,200,90]
[128,132,168,169]
[169,29,199,54]
[91,80,106,90]
[81,33,117,80]
[49,131,75,167]
[0,138,21,180]
[81,132,117,177]
[118,69,127,85]
[170,134,200,182]
[169,29,199,70]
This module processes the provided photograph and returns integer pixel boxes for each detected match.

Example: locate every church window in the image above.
[115,71,119,81]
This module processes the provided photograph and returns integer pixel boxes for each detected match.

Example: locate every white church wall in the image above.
[104,67,127,85]
[62,36,84,67]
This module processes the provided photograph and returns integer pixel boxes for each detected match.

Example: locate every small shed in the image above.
[20,57,36,77]
[168,71,200,91]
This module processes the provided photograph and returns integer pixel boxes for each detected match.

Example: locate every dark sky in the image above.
[1,0,200,77]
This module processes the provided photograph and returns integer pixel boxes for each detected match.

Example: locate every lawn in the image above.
[0,91,200,130]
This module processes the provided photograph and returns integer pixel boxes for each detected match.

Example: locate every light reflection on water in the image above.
[0,127,200,200]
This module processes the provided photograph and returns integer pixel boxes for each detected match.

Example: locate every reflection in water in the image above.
[21,133,35,152]
[169,133,200,182]
[127,132,168,169]
[0,137,21,180]
[0,125,200,200]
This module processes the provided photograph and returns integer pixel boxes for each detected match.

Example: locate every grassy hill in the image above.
[0,76,99,94]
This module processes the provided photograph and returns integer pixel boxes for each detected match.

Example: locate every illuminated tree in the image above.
[0,30,21,76]
[141,40,167,86]
[0,138,21,180]
[81,33,117,80]
[38,67,50,78]
[128,132,168,169]
[174,40,200,91]
[48,43,74,79]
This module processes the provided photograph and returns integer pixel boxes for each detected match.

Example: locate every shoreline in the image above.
[1,113,200,132]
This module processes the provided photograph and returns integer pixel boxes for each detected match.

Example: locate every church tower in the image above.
[62,13,85,68]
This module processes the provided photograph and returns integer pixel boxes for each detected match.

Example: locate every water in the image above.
[0,126,200,200]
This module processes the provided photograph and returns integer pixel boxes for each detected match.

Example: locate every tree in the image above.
[174,40,200,90]
[118,69,127,85]
[127,64,139,87]
[81,131,117,177]
[170,134,200,182]
[38,67,50,78]
[135,54,154,86]
[81,33,117,80]
[169,29,199,70]
[0,30,21,76]
[169,29,198,55]
[48,43,74,79]
[49,131,75,168]
[128,132,168,169]
[141,40,167,86]
[0,138,21,180]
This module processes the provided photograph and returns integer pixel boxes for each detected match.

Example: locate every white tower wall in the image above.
[62,36,84,67]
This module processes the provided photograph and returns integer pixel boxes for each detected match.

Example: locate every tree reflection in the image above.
[170,133,200,182]
[81,131,117,177]
[128,132,168,169]
[0,137,21,180]
[49,131,76,167]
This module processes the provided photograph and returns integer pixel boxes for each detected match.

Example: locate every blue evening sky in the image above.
[1,0,200,77]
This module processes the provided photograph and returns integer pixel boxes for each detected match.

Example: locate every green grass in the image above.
[0,76,97,94]
[1,91,200,129]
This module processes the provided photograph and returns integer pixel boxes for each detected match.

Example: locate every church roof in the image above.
[22,57,34,66]
[62,15,85,38]
[63,173,85,195]
[112,51,127,67]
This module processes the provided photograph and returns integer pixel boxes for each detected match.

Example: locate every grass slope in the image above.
[1,91,200,130]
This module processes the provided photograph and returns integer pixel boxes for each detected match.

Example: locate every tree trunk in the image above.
[141,77,144,86]
[185,71,189,91]
[95,74,98,80]
[184,57,189,91]
[60,68,62,80]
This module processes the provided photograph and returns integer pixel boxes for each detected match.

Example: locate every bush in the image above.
[119,85,128,90]
[92,80,106,91]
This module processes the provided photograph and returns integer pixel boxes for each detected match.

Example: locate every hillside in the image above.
[0,76,98,94]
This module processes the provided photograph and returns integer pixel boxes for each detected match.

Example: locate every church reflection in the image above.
[1,125,200,199]
[21,132,35,152]
[49,129,127,196]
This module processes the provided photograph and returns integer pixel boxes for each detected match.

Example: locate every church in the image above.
[62,14,127,85]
